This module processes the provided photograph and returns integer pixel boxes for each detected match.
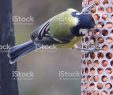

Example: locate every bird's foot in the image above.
[76,47,102,54]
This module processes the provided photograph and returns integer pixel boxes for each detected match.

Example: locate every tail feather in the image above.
[8,40,36,64]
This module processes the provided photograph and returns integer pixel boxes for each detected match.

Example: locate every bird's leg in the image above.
[76,46,102,53]
[73,40,101,53]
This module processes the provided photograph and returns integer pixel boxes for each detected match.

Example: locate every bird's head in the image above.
[70,3,96,36]
[71,11,95,36]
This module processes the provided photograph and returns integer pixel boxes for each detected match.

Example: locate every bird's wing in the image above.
[31,19,51,40]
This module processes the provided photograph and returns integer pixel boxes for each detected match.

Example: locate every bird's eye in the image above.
[71,12,78,17]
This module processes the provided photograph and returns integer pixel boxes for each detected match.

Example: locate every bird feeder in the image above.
[81,0,113,95]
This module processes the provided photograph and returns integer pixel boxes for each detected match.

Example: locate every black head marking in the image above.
[72,12,95,29]
[78,13,95,29]
[71,12,95,36]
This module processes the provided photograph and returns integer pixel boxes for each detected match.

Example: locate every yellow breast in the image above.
[57,37,82,48]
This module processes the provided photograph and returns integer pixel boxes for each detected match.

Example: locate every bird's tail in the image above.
[8,40,36,64]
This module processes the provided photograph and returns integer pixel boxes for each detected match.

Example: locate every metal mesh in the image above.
[81,0,113,95]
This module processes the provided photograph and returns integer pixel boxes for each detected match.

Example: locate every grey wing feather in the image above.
[31,19,51,41]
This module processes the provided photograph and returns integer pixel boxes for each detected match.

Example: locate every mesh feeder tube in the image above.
[81,0,113,95]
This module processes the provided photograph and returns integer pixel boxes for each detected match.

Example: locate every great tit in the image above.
[8,5,95,64]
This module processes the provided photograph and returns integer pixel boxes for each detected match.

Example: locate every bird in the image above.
[8,4,96,64]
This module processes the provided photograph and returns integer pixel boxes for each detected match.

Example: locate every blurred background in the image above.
[12,0,82,95]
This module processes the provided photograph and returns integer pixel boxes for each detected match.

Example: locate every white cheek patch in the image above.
[72,17,79,26]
